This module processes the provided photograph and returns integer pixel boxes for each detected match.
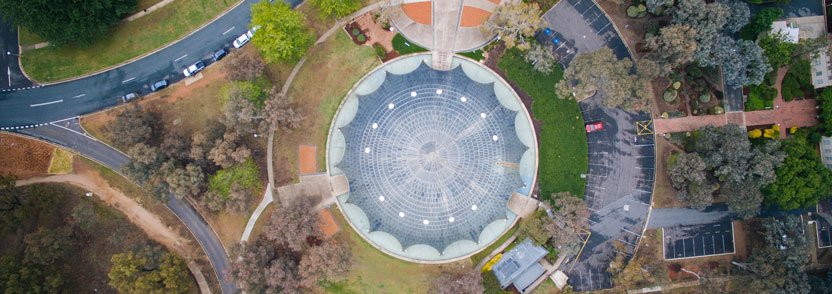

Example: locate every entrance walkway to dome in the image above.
[391,0,499,69]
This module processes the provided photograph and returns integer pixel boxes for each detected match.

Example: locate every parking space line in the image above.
[175,54,188,62]
[30,99,62,107]
[71,93,85,98]
[122,77,136,83]
[222,26,235,35]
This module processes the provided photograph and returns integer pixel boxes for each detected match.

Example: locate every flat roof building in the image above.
[493,238,548,293]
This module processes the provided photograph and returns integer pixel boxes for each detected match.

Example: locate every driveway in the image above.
[0,15,34,91]
[562,96,655,291]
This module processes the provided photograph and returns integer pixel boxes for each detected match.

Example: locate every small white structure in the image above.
[550,270,569,290]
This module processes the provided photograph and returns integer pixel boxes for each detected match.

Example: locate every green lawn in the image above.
[497,49,587,202]
[18,27,46,47]
[392,33,428,55]
[457,49,485,61]
[20,0,236,82]
[328,205,446,293]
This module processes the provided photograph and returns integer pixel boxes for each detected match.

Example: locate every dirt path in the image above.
[17,173,189,253]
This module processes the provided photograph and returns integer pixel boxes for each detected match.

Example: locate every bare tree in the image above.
[230,238,302,294]
[524,42,557,73]
[225,183,250,213]
[260,88,304,132]
[160,128,191,161]
[298,241,352,289]
[555,47,651,111]
[480,2,545,50]
[208,131,251,169]
[265,198,321,252]
[224,51,266,82]
[104,104,155,149]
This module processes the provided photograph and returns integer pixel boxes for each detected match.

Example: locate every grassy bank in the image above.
[20,0,236,82]
[497,49,588,201]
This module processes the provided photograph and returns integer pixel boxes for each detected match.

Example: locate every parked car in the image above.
[213,49,227,61]
[150,79,168,92]
[585,121,604,133]
[119,92,139,103]
[232,31,252,48]
[183,61,205,77]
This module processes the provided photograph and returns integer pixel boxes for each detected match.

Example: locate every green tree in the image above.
[0,253,65,293]
[310,0,360,18]
[165,164,204,200]
[817,87,832,136]
[643,24,698,76]
[23,227,71,266]
[555,47,650,110]
[251,1,314,63]
[667,152,714,210]
[763,136,832,210]
[480,2,545,50]
[740,8,782,41]
[108,251,192,294]
[759,33,797,70]
[517,209,557,246]
[741,216,810,294]
[0,0,136,46]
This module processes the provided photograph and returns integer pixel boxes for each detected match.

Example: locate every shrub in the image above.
[664,89,678,102]
[713,106,724,114]
[373,44,387,59]
[781,74,803,101]
[627,6,639,17]
[672,81,681,90]
[699,93,711,103]
[351,28,360,36]
[356,34,366,43]
[207,158,261,198]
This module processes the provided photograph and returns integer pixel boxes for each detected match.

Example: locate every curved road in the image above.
[0,0,301,292]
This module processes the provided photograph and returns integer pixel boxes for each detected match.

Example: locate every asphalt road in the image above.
[0,0,302,128]
[0,15,34,91]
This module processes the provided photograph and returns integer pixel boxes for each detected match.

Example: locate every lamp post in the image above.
[5,51,20,57]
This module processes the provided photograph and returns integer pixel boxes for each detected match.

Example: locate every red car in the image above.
[586,122,604,133]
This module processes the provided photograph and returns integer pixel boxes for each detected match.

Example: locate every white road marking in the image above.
[30,99,63,107]
[71,93,86,98]
[174,54,188,62]
[7,67,10,87]
[222,26,235,35]
[122,77,136,83]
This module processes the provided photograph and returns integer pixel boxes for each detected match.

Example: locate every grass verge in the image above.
[20,0,236,82]
[48,148,74,174]
[457,49,485,61]
[392,33,428,55]
[497,48,587,201]
[272,30,379,184]
[470,225,519,265]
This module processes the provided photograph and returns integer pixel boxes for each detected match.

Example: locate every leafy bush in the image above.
[746,84,777,111]
[699,93,711,103]
[391,33,428,55]
[351,28,360,36]
[664,89,677,102]
[207,158,261,198]
[672,81,681,90]
[781,74,803,101]
[355,33,366,43]
[373,44,387,60]
[627,6,639,17]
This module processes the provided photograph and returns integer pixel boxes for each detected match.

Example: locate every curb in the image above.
[22,0,246,85]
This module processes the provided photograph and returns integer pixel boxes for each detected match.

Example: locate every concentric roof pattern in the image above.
[337,62,527,252]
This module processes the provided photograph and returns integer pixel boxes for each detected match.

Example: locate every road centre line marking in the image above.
[175,54,188,62]
[72,93,86,98]
[30,99,63,107]
[122,77,136,83]
[222,26,235,35]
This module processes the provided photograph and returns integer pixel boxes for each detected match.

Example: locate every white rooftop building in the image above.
[770,16,830,89]
[821,137,832,169]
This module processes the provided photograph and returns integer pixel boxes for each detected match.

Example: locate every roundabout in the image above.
[327,53,538,262]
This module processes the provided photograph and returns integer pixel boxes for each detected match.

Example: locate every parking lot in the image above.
[540,0,631,66]
[562,97,655,291]
[663,221,735,260]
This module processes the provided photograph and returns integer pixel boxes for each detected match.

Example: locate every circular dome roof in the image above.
[327,54,537,262]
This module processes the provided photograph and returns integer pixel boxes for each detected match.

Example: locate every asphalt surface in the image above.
[663,221,735,260]
[0,0,296,129]
[0,0,301,292]
[0,16,34,91]
[540,0,630,67]
[560,96,655,292]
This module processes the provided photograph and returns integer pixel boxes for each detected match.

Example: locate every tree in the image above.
[721,39,770,87]
[251,1,314,63]
[817,87,832,136]
[428,270,484,294]
[721,182,763,219]
[260,89,304,132]
[695,124,752,184]
[200,191,226,213]
[809,271,832,294]
[230,239,301,293]
[608,243,655,289]
[480,2,545,50]
[23,227,71,266]
[225,183,250,213]
[71,200,98,229]
[670,0,747,66]
[310,0,360,18]
[643,24,698,76]
[759,33,797,70]
[0,0,136,46]
[265,198,321,252]
[160,128,191,162]
[189,124,223,164]
[121,143,163,185]
[517,209,557,246]
[720,0,750,34]
[763,136,832,210]
[548,192,589,255]
[741,216,811,294]
[523,42,557,74]
[0,253,66,293]
[109,251,193,294]
[555,47,649,110]
[298,241,352,289]
[208,131,251,169]
[103,104,155,150]
[223,86,262,135]
[165,164,205,200]
[224,51,267,82]
[645,0,673,14]
[740,8,782,41]
[667,152,714,209]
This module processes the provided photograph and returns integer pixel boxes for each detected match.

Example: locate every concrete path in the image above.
[475,229,520,271]
[240,183,273,243]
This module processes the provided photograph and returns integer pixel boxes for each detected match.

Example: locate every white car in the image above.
[232,26,260,49]
[183,61,205,77]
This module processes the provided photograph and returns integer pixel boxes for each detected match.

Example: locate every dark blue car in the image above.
[213,49,227,61]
